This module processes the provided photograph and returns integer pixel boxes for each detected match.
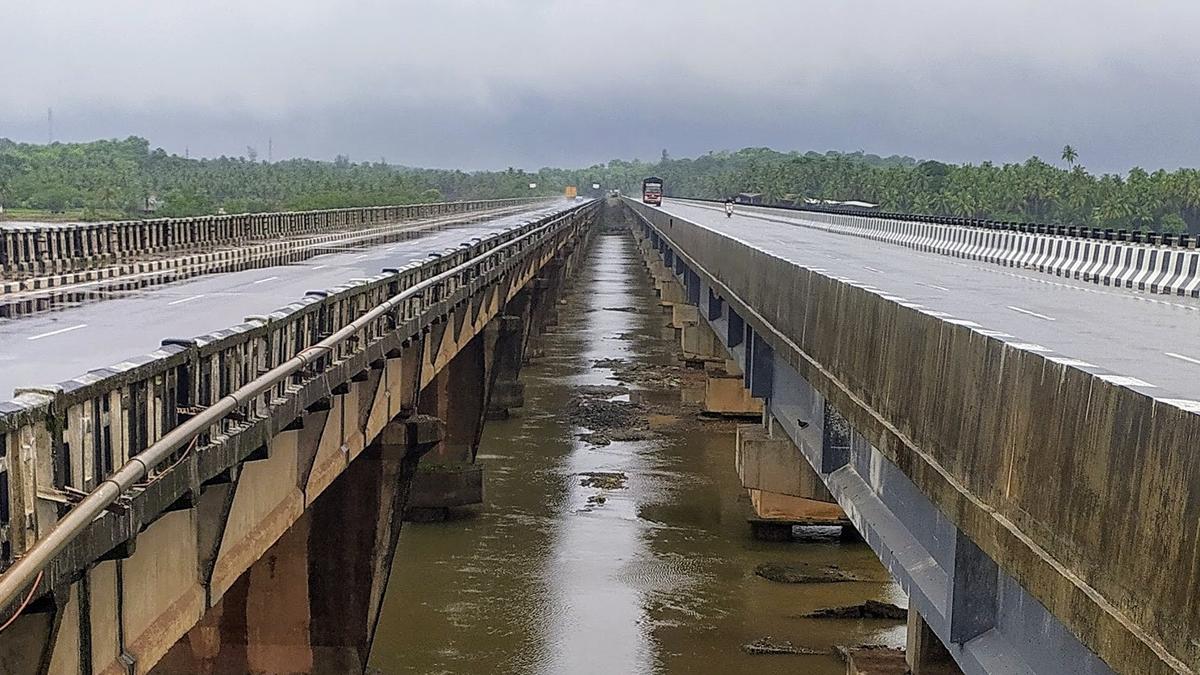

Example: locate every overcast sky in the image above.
[2,0,1197,172]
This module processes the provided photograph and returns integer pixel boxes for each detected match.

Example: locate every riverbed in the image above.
[368,227,906,674]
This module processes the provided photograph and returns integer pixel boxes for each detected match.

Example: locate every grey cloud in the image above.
[1,0,1198,171]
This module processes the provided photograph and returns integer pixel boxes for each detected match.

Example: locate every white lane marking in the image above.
[28,323,88,341]
[311,265,328,270]
[354,254,370,260]
[167,294,206,306]
[1165,352,1200,367]
[253,276,279,284]
[1006,305,1056,321]
[863,265,885,274]
[915,281,951,292]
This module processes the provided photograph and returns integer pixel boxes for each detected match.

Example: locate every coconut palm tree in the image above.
[1061,145,1079,168]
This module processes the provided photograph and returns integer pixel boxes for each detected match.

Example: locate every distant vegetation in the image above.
[1,138,1198,234]
[574,147,1200,234]
[0,137,544,220]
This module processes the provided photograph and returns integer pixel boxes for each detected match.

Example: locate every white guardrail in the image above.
[745,207,1200,298]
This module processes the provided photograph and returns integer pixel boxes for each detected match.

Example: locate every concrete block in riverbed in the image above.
[406,462,483,510]
[735,425,836,503]
[703,375,762,417]
[681,321,723,362]
[658,278,687,305]
[749,489,845,522]
[671,302,699,329]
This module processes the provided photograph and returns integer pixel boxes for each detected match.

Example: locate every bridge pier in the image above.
[735,423,847,539]
[406,327,493,520]
[152,415,442,674]
[486,294,531,420]
[906,608,962,675]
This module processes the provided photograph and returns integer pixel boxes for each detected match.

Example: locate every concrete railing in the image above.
[707,201,1200,298]
[0,200,597,584]
[0,198,542,280]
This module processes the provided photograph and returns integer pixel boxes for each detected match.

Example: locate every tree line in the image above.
[569,147,1200,234]
[1,138,1197,234]
[0,137,555,220]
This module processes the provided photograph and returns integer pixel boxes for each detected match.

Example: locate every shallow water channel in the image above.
[368,228,906,674]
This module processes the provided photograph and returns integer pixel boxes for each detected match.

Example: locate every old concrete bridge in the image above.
[0,195,1198,674]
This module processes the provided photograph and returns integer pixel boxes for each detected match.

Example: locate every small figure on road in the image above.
[724,198,734,218]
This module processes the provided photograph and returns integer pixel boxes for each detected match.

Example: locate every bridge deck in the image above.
[0,203,572,399]
[660,199,1200,406]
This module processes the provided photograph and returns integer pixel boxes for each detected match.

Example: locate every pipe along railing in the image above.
[0,199,596,614]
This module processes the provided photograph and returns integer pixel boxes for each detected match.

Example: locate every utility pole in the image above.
[47,107,53,144]
[268,137,273,163]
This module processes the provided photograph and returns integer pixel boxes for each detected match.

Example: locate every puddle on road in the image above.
[368,228,905,674]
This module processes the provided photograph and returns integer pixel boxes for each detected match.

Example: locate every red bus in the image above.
[642,177,663,205]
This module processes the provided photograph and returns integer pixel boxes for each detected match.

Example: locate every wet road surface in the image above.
[0,202,574,399]
[658,199,1200,406]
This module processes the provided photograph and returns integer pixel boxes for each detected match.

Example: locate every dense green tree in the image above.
[0,137,1197,234]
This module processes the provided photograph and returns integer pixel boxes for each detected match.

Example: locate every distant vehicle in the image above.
[735,192,764,205]
[564,186,578,200]
[642,177,663,205]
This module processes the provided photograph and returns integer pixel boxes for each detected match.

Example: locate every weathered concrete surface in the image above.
[628,198,1196,673]
[152,417,438,674]
[0,202,597,675]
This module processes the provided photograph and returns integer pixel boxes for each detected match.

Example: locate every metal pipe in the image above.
[0,203,588,612]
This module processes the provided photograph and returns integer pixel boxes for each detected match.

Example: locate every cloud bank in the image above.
[1,0,1196,171]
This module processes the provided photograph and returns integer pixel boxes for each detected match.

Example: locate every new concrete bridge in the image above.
[0,194,1197,674]
[629,197,1200,675]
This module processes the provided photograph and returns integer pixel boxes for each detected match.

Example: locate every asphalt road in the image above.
[658,199,1200,408]
[0,201,575,399]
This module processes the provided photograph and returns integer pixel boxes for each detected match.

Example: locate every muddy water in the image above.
[368,228,905,674]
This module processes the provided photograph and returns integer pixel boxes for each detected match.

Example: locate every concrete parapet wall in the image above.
[629,198,1200,674]
[0,198,543,281]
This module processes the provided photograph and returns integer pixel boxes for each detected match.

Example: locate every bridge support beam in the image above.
[152,415,442,675]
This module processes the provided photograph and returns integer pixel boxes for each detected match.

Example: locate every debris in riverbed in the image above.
[754,562,867,584]
[579,471,627,489]
[741,637,823,655]
[587,494,607,505]
[802,600,907,620]
[567,396,644,431]
[601,306,642,313]
[577,428,656,446]
[575,384,629,397]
